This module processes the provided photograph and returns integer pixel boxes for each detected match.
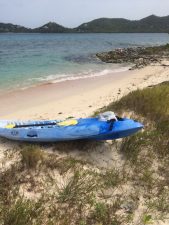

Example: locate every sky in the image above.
[0,0,169,28]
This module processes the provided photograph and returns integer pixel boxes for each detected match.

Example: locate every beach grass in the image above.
[1,197,44,225]
[0,81,169,225]
[20,145,45,169]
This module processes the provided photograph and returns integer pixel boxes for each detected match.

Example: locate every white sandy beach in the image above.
[0,63,168,160]
[0,63,169,120]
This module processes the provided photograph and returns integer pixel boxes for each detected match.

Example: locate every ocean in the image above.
[0,33,169,93]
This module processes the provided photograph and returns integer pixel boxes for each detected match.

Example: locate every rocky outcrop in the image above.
[96,44,169,69]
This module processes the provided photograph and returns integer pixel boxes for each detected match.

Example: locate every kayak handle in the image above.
[27,130,38,138]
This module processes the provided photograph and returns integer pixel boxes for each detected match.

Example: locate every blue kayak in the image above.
[0,112,143,142]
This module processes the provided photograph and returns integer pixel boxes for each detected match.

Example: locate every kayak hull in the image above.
[0,117,143,142]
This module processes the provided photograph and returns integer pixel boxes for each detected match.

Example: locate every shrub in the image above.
[1,197,43,225]
[20,145,44,169]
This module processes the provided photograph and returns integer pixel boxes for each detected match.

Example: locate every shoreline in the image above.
[0,63,169,120]
[0,64,131,97]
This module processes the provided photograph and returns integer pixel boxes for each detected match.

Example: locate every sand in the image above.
[0,63,169,121]
[0,63,169,225]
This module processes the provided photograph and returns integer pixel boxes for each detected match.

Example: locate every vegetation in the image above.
[106,81,169,121]
[0,82,168,224]
[1,15,169,33]
[100,168,124,188]
[103,81,169,158]
[0,23,30,33]
[20,145,45,169]
[76,15,169,33]
[0,198,43,225]
[57,170,97,205]
[33,22,71,33]
[96,81,169,223]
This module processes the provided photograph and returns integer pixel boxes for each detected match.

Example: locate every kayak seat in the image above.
[116,116,124,121]
[107,119,116,131]
[57,119,78,126]
[5,123,15,129]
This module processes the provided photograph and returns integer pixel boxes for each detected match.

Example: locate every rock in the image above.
[102,189,114,198]
[96,44,169,70]
[120,201,136,213]
[135,58,144,65]
[25,175,31,179]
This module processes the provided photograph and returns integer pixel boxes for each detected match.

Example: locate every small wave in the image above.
[30,66,131,85]
[118,42,147,48]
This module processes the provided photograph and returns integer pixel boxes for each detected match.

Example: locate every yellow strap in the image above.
[57,119,78,126]
[5,124,15,129]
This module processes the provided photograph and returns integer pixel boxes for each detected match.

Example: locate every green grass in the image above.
[96,82,169,223]
[0,162,44,224]
[147,189,169,215]
[57,170,97,205]
[88,200,125,225]
[120,132,148,163]
[0,164,21,206]
[100,82,169,158]
[0,198,43,225]
[102,82,169,121]
[20,145,45,169]
[142,214,153,225]
[45,155,86,174]
[100,168,124,188]
[141,44,169,55]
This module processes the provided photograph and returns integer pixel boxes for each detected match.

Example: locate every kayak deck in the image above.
[0,114,143,142]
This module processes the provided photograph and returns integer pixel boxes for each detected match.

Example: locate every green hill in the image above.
[75,15,169,33]
[0,23,30,33]
[75,18,132,33]
[33,22,71,33]
[1,15,169,33]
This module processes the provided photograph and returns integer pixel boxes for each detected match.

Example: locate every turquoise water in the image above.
[0,33,169,92]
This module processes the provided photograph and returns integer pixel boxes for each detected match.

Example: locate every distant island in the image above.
[1,15,169,33]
